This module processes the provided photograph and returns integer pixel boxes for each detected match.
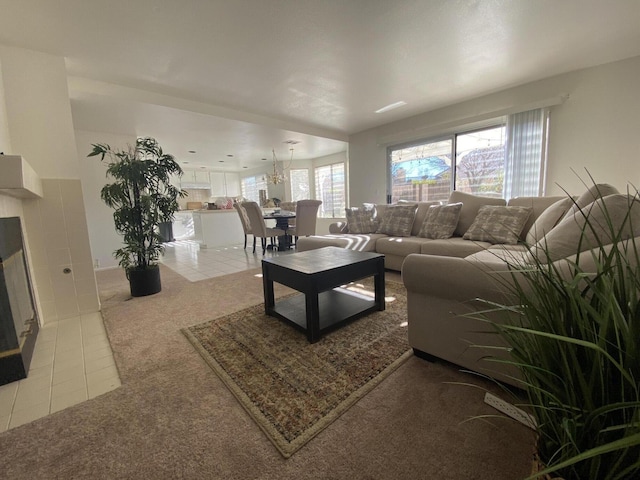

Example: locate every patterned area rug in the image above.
[182,280,411,458]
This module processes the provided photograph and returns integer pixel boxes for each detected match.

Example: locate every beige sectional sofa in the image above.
[297,184,638,387]
[297,191,565,271]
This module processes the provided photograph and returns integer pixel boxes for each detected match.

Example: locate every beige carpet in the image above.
[0,265,535,479]
[182,281,412,457]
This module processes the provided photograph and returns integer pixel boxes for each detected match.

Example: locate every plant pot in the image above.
[128,265,161,297]
[531,453,565,480]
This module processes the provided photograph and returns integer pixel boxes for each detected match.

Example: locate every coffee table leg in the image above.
[262,263,275,314]
[375,258,385,311]
[305,292,320,343]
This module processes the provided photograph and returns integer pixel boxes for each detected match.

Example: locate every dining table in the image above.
[263,210,296,251]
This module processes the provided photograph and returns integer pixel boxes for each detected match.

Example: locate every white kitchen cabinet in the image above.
[180,170,210,189]
[194,170,210,184]
[208,172,240,197]
[192,210,244,248]
[224,172,240,197]
[169,173,182,189]
[209,172,226,196]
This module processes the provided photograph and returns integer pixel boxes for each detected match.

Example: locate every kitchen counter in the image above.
[192,209,244,248]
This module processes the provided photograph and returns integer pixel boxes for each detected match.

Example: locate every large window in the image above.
[314,163,346,218]
[389,109,547,203]
[241,175,268,203]
[289,168,310,201]
[389,125,506,203]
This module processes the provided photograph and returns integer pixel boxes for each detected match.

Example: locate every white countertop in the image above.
[191,209,235,214]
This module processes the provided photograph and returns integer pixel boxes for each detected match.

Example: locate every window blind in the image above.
[504,108,548,198]
[314,163,345,218]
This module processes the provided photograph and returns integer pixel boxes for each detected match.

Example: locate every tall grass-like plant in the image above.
[479,186,640,479]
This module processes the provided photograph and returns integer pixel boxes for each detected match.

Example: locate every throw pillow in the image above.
[463,205,532,244]
[375,204,418,237]
[345,206,377,234]
[447,191,507,237]
[418,203,463,239]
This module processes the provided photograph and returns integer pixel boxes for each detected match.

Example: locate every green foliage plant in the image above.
[88,137,185,272]
[474,183,640,479]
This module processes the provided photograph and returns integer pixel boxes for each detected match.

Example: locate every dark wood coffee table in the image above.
[261,246,385,343]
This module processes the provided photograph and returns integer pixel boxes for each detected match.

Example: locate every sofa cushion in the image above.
[375,204,418,237]
[296,234,385,253]
[507,196,566,242]
[524,197,574,245]
[527,194,640,263]
[345,206,377,234]
[417,203,463,239]
[419,236,490,258]
[465,246,532,266]
[562,183,619,220]
[447,191,507,237]
[411,201,442,236]
[375,236,432,257]
[463,205,532,244]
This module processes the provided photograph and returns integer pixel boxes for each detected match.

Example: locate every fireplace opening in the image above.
[0,217,39,386]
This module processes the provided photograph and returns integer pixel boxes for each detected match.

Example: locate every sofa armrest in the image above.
[329,222,349,234]
[401,253,523,387]
[401,253,515,303]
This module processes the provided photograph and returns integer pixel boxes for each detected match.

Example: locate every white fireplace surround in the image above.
[0,155,43,198]
[0,156,100,326]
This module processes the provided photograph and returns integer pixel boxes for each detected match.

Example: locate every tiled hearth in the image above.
[0,239,290,432]
[0,312,119,432]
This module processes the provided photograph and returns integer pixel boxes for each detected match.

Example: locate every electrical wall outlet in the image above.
[484,392,537,430]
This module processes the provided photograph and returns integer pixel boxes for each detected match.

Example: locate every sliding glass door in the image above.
[388,124,506,203]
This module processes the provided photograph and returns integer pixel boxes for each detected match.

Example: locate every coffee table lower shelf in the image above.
[269,288,377,338]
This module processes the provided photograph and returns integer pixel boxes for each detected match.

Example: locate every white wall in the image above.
[0,45,99,323]
[0,61,11,154]
[0,46,78,178]
[348,55,640,205]
[75,130,136,269]
[546,56,640,194]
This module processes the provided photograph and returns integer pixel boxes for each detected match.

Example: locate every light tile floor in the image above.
[0,313,120,432]
[159,239,293,281]
[0,239,289,432]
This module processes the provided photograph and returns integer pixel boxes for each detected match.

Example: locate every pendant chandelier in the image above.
[264,147,294,185]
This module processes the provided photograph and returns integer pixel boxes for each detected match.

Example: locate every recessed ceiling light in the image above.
[375,101,407,114]
[261,158,267,161]
[199,166,206,169]
[283,140,301,145]
[183,161,189,164]
[219,160,224,163]
[226,154,234,157]
[243,166,248,169]
[188,150,196,154]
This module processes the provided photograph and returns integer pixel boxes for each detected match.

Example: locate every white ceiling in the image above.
[1,0,639,170]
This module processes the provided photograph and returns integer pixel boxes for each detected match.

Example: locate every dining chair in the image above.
[279,201,297,229]
[233,202,255,251]
[288,199,322,245]
[241,201,286,254]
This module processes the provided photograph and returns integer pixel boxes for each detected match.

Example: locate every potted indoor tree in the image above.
[88,137,185,297]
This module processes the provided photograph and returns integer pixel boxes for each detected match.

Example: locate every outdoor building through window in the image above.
[241,175,268,204]
[289,168,310,202]
[314,163,346,218]
[388,109,548,203]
